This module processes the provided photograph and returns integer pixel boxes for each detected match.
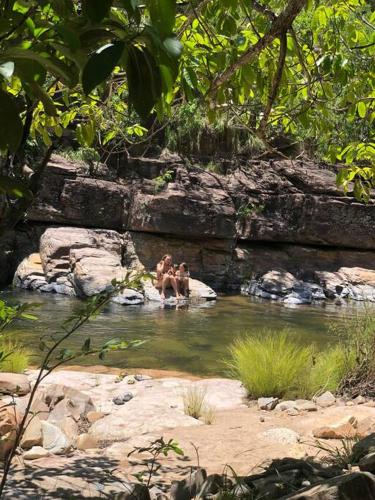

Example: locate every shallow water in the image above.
[1,289,373,376]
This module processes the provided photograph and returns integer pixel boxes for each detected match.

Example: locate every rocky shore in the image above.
[1,368,375,498]
[1,153,374,304]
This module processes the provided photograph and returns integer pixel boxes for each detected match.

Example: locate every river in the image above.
[1,289,373,376]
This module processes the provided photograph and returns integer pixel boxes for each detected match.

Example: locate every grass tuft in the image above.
[0,340,30,373]
[228,330,313,399]
[183,386,207,419]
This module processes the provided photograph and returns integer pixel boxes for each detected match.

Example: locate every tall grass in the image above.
[228,330,313,398]
[309,345,353,397]
[0,340,30,373]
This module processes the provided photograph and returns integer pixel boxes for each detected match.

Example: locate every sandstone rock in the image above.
[0,404,21,460]
[314,391,336,408]
[0,373,30,396]
[70,247,125,296]
[261,427,300,445]
[41,421,70,455]
[352,434,375,461]
[43,384,95,418]
[258,397,279,411]
[12,253,47,290]
[113,393,133,405]
[294,400,317,412]
[128,182,236,239]
[86,411,106,424]
[286,471,375,500]
[355,395,367,405]
[313,416,358,439]
[21,416,42,449]
[76,433,98,450]
[357,417,375,438]
[23,446,50,460]
[275,401,297,412]
[359,452,375,474]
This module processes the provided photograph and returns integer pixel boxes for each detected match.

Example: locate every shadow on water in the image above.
[1,288,374,376]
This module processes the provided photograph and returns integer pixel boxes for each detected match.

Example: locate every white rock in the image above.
[258,397,279,411]
[315,391,336,408]
[23,446,50,460]
[275,401,297,412]
[41,421,70,455]
[261,427,301,445]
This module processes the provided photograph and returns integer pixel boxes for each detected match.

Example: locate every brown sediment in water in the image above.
[29,364,204,380]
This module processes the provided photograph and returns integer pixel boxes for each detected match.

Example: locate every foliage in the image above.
[228,330,313,398]
[0,0,182,233]
[0,274,146,493]
[308,345,353,397]
[0,299,38,332]
[128,437,183,487]
[176,0,374,193]
[0,340,29,373]
[201,405,216,425]
[154,169,175,192]
[236,202,265,219]
[329,311,375,397]
[313,437,361,469]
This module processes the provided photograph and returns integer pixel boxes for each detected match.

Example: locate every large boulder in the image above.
[0,373,30,396]
[0,403,21,460]
[286,471,375,499]
[70,247,124,296]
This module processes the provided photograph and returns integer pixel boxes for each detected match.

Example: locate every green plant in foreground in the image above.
[308,345,353,398]
[128,438,184,488]
[0,340,29,374]
[313,437,360,469]
[228,331,313,399]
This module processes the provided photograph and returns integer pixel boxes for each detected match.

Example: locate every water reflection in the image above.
[1,288,373,376]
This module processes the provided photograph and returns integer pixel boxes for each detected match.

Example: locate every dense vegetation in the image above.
[0,0,373,235]
[229,312,375,399]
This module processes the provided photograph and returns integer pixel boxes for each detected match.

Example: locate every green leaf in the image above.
[0,90,23,153]
[0,175,33,199]
[147,0,176,38]
[0,62,14,80]
[126,45,162,120]
[82,41,125,95]
[29,82,57,116]
[357,101,367,119]
[2,48,77,86]
[82,0,113,23]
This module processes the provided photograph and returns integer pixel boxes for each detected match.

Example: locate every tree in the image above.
[0,0,182,233]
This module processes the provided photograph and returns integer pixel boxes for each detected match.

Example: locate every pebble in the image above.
[113,393,134,405]
[258,397,279,411]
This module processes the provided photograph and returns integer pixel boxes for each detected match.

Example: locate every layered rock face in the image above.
[6,153,375,302]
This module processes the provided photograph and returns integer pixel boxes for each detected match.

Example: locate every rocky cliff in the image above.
[3,153,375,303]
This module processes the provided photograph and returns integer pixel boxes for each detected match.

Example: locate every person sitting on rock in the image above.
[176,262,190,297]
[155,254,182,300]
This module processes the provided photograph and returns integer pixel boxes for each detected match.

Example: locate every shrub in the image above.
[0,340,30,373]
[329,311,375,397]
[308,345,352,398]
[228,331,313,399]
[183,386,207,419]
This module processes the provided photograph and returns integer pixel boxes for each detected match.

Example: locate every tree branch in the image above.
[208,0,307,96]
[257,31,287,139]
